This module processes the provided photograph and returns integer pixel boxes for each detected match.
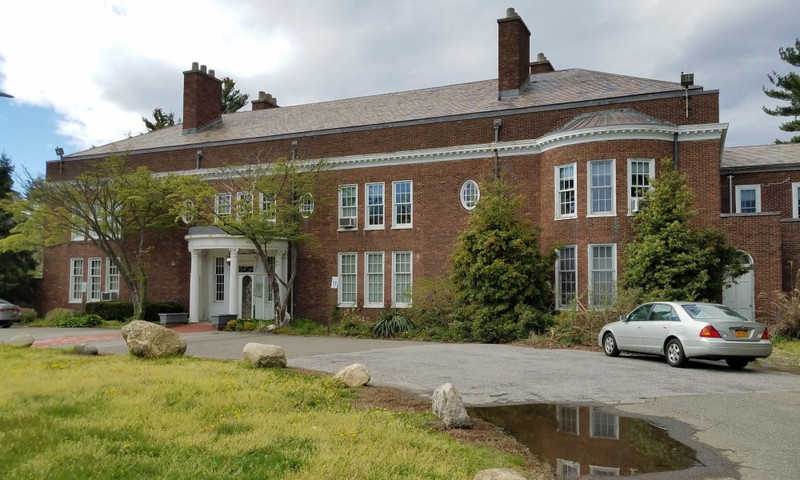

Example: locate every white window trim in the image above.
[589,406,620,440]
[87,257,102,302]
[460,180,480,210]
[556,245,578,310]
[735,184,761,213]
[337,252,357,307]
[365,182,385,230]
[589,466,621,476]
[214,257,225,302]
[555,163,577,220]
[364,252,384,308]
[338,184,358,228]
[392,180,413,229]
[392,251,413,308]
[236,191,253,217]
[105,257,120,293]
[69,258,84,304]
[793,182,800,219]
[627,158,655,215]
[588,243,617,308]
[71,229,85,242]
[587,159,616,217]
[556,405,580,435]
[298,193,315,218]
[259,192,277,222]
[215,192,232,217]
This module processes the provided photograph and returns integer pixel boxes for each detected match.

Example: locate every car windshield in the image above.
[681,304,749,321]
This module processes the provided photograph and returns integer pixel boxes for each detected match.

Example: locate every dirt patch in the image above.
[352,385,554,479]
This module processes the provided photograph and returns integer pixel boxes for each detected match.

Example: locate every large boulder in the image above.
[474,468,527,480]
[242,343,287,368]
[432,383,472,429]
[121,320,187,358]
[334,363,370,387]
[6,333,35,347]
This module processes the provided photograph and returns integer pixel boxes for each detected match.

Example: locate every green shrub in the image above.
[85,301,134,321]
[19,308,37,324]
[142,302,184,322]
[275,317,326,335]
[44,308,80,326]
[224,319,238,331]
[549,309,614,346]
[371,309,415,338]
[58,314,103,328]
[408,276,457,336]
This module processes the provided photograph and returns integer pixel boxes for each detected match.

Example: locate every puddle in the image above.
[469,404,695,478]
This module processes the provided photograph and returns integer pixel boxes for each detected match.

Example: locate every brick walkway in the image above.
[32,322,217,347]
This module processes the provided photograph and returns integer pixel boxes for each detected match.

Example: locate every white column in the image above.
[228,248,239,315]
[189,249,202,323]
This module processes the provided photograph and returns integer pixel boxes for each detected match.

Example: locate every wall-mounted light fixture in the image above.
[55,147,64,160]
[195,149,202,169]
[290,141,299,160]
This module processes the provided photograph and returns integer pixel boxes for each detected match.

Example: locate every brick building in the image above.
[40,8,800,323]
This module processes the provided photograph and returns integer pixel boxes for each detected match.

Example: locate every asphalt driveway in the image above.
[3,326,800,479]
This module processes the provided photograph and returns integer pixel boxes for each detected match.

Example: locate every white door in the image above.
[239,273,274,320]
[723,253,755,321]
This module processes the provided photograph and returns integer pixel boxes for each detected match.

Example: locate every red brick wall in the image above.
[720,170,800,217]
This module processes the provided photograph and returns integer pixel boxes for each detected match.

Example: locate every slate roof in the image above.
[68,68,693,159]
[722,143,800,170]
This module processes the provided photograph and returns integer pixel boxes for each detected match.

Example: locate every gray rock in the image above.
[474,468,527,480]
[6,333,35,347]
[73,342,98,355]
[121,320,187,358]
[432,383,472,429]
[242,343,286,368]
[334,363,370,387]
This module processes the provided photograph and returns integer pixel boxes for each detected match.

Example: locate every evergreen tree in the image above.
[623,158,749,301]
[142,108,176,131]
[450,177,553,343]
[0,153,37,303]
[222,77,249,113]
[763,37,800,144]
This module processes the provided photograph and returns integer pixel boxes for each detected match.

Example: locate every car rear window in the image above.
[681,304,749,321]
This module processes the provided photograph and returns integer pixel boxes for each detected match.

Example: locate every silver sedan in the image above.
[0,298,21,328]
[598,302,772,369]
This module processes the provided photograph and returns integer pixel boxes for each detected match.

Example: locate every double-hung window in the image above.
[88,258,102,302]
[392,251,412,307]
[215,192,232,217]
[588,159,615,216]
[214,257,225,302]
[366,183,384,229]
[555,164,576,219]
[793,183,800,219]
[106,258,120,294]
[590,407,619,439]
[556,246,577,309]
[589,244,616,308]
[393,180,413,228]
[339,185,357,227]
[260,192,277,222]
[338,253,357,306]
[735,185,761,213]
[236,191,253,217]
[69,258,84,303]
[628,159,654,213]
[365,252,384,307]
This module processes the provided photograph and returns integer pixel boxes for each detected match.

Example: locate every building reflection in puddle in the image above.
[469,404,695,478]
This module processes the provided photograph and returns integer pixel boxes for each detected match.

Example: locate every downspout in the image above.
[492,119,502,179]
[673,132,679,170]
[728,175,734,213]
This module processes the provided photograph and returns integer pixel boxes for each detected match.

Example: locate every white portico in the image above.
[185,227,289,323]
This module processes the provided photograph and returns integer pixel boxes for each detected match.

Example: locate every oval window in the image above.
[460,180,480,210]
[180,199,195,224]
[299,193,315,218]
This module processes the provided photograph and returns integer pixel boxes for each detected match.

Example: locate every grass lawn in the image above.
[760,337,800,372]
[0,345,538,480]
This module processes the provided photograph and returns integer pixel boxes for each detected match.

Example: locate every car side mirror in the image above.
[619,314,627,322]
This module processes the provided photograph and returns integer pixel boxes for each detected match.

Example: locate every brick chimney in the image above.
[182,62,223,135]
[497,7,531,99]
[530,52,555,74]
[251,91,280,111]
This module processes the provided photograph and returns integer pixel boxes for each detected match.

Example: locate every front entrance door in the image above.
[723,252,755,320]
[239,273,274,320]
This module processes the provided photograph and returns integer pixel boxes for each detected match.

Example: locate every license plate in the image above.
[735,329,749,338]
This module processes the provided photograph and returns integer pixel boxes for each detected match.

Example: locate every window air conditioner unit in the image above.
[630,198,641,213]
[339,217,356,229]
[101,291,119,301]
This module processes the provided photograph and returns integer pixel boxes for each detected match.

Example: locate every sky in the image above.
[0,0,797,183]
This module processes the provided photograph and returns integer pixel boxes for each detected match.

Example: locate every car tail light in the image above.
[761,328,770,340]
[699,325,722,338]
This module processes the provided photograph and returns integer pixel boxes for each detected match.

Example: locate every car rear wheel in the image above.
[665,339,687,368]
[726,358,749,370]
[603,333,620,357]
